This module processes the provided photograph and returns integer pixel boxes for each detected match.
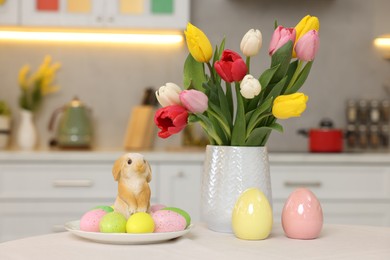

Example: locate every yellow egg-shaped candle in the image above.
[232,188,273,240]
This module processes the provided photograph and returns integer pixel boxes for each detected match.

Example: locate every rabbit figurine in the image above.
[112,153,152,219]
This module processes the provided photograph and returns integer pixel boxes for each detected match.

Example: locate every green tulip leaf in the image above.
[195,113,224,145]
[208,102,231,137]
[285,61,313,94]
[259,64,280,88]
[270,40,293,84]
[218,38,226,59]
[246,97,274,137]
[207,113,229,144]
[245,122,283,146]
[264,75,288,101]
[184,54,206,91]
[283,60,299,94]
[231,84,246,146]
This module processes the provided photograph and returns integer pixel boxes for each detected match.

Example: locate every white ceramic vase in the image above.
[16,109,38,150]
[0,115,11,149]
[201,145,272,233]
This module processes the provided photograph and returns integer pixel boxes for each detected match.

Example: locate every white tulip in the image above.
[155,82,182,107]
[240,29,262,57]
[240,74,261,99]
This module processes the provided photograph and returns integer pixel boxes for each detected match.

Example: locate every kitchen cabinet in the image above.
[1,151,390,242]
[0,0,19,25]
[0,151,202,242]
[19,0,190,29]
[157,163,202,221]
[271,163,390,226]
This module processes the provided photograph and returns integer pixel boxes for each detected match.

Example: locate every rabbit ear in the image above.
[146,162,152,183]
[112,157,124,181]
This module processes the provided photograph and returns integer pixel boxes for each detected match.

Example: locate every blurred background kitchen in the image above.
[0,0,390,152]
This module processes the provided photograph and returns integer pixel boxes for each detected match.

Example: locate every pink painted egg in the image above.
[152,210,186,233]
[150,204,166,213]
[282,188,323,239]
[80,209,107,232]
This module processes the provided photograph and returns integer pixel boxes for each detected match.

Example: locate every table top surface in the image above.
[1,223,390,260]
[0,224,390,260]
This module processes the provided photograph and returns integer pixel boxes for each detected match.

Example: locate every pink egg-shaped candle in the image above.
[282,188,323,239]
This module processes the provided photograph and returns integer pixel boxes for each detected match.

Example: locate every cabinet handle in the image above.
[284,181,322,188]
[52,179,93,188]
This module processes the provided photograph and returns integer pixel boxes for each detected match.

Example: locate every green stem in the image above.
[286,60,303,91]
[206,62,216,84]
[246,112,272,139]
[246,56,251,74]
[225,82,234,124]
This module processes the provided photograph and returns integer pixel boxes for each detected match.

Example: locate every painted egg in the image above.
[282,188,323,239]
[162,207,191,228]
[232,188,273,240]
[126,212,155,233]
[99,212,127,233]
[93,205,114,213]
[79,209,107,232]
[150,204,166,213]
[152,210,186,233]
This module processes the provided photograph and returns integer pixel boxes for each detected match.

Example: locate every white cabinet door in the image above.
[157,163,202,222]
[0,0,19,25]
[0,201,113,242]
[270,164,390,227]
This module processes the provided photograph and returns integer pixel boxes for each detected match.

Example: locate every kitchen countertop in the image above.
[2,148,390,164]
[1,223,390,260]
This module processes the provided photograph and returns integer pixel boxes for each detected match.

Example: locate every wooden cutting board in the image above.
[123,105,156,150]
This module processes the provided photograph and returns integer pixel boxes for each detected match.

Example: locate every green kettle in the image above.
[49,97,93,149]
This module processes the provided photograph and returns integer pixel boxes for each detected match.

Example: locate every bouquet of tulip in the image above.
[154,15,320,146]
[18,55,61,112]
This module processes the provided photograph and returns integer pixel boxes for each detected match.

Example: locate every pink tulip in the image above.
[295,30,320,61]
[268,26,296,56]
[154,105,188,138]
[179,90,208,114]
[214,50,248,83]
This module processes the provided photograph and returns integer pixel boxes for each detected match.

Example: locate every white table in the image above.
[1,224,390,260]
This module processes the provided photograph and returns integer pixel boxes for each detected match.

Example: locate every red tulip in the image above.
[154,105,188,138]
[295,30,320,61]
[214,50,247,83]
[268,26,296,56]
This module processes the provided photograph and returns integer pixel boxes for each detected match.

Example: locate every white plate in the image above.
[65,220,193,245]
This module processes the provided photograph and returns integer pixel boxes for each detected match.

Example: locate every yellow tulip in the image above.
[272,93,308,119]
[293,15,320,57]
[184,23,213,63]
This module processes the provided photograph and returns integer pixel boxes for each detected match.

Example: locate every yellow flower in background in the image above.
[293,15,320,57]
[272,93,308,119]
[40,61,61,95]
[18,55,61,111]
[184,23,213,63]
[18,65,31,90]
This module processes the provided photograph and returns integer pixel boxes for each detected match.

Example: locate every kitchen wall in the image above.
[0,0,389,152]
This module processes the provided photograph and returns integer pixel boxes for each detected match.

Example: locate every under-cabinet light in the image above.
[374,35,390,59]
[0,27,183,45]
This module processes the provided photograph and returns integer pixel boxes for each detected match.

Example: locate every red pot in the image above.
[298,119,344,153]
